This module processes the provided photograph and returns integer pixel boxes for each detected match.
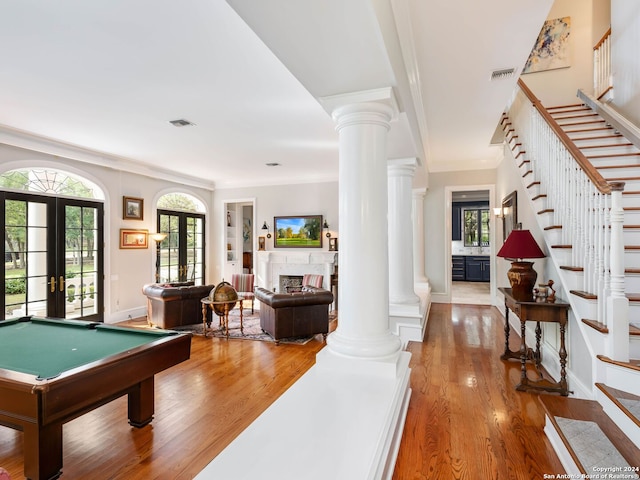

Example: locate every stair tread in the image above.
[539,395,640,472]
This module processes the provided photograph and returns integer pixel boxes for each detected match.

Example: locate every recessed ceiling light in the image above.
[265,162,281,167]
[169,119,195,127]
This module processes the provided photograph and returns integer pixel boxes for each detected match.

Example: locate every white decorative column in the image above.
[388,158,420,305]
[413,187,428,283]
[318,88,402,363]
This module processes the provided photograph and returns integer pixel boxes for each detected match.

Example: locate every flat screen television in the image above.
[274,215,323,248]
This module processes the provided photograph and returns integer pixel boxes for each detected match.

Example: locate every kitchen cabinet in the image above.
[452,255,465,281]
[465,256,490,282]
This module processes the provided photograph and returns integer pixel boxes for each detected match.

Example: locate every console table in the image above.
[498,287,570,396]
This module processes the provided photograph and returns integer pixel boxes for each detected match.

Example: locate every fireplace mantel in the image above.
[256,251,337,292]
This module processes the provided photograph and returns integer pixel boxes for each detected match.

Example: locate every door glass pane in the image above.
[5,200,49,319]
[463,209,479,246]
[480,209,490,246]
[65,205,99,319]
[186,216,204,285]
[158,213,180,283]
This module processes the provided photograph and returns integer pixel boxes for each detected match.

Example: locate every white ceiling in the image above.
[0,0,553,190]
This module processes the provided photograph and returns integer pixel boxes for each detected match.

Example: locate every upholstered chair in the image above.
[302,274,323,289]
[231,273,255,313]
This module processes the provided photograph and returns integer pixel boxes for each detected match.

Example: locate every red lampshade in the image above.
[497,229,545,260]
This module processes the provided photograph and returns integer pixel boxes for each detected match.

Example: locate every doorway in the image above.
[448,187,494,305]
[2,191,104,321]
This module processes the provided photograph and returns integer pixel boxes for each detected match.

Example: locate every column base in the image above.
[195,349,412,480]
[325,329,402,363]
[389,282,431,347]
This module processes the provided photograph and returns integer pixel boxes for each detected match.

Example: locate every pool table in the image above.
[0,316,192,480]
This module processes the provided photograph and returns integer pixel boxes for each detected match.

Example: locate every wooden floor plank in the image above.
[0,304,564,479]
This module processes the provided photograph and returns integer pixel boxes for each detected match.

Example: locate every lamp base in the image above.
[507,261,537,302]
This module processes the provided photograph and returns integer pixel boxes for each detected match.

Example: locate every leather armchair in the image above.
[143,282,214,329]
[255,286,333,345]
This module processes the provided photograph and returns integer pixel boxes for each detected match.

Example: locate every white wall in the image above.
[611,0,640,126]
[522,0,596,106]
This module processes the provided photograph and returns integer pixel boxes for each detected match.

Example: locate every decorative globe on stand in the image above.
[210,281,238,316]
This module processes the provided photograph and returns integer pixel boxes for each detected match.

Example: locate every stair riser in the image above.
[624,274,640,292]
[570,295,598,319]
[624,211,640,224]
[624,230,640,244]
[545,228,562,246]
[595,166,640,178]
[584,145,640,156]
[558,269,583,291]
[625,251,640,269]
[596,388,640,446]
[571,137,628,148]
[565,130,617,140]
[630,335,640,358]
[622,195,640,208]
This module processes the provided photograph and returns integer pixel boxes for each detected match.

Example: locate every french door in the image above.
[157,209,205,284]
[2,191,104,321]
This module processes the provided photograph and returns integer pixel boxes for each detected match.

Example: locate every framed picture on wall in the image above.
[501,191,518,241]
[120,229,148,249]
[123,196,144,220]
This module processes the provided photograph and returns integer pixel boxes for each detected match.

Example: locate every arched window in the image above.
[1,168,104,321]
[0,168,104,199]
[155,193,206,285]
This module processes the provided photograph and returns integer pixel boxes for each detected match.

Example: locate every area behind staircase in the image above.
[503,93,640,475]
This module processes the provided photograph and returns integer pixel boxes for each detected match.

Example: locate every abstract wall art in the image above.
[523,16,571,74]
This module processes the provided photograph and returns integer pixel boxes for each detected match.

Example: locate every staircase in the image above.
[502,81,640,475]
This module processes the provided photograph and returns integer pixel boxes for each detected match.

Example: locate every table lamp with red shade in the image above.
[497,228,546,301]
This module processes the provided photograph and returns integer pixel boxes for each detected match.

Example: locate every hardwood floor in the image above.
[0,304,563,479]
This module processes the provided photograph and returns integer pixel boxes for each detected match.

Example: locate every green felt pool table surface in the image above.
[0,316,176,379]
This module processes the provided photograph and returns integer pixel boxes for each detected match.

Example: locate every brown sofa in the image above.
[143,282,215,329]
[254,286,333,345]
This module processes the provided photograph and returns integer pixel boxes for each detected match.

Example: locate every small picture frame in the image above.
[120,229,148,249]
[123,196,144,221]
[258,236,266,251]
[329,237,338,251]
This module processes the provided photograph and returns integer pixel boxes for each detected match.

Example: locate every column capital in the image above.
[412,187,426,199]
[319,87,399,126]
[388,157,417,177]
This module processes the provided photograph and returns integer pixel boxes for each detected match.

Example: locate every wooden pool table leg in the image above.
[23,421,63,480]
[127,377,154,428]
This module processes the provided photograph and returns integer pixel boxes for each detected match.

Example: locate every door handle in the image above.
[49,276,56,293]
[59,276,65,292]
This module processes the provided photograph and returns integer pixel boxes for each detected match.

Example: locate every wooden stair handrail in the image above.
[517,79,622,195]
[593,27,611,51]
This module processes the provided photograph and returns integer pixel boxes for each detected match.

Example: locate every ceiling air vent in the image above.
[490,68,517,81]
[169,119,195,127]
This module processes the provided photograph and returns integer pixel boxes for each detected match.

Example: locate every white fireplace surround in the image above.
[256,251,337,292]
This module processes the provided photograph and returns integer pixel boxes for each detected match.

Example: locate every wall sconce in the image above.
[149,232,168,282]
[323,220,331,238]
[493,207,504,218]
[261,221,271,238]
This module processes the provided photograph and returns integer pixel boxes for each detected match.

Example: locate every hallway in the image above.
[393,302,563,478]
[451,280,491,305]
